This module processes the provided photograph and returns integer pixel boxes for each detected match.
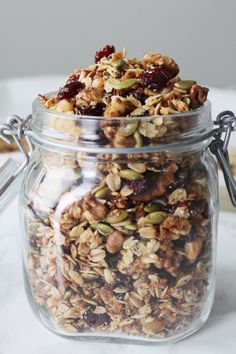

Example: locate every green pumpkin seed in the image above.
[81,272,99,280]
[183,97,190,105]
[92,223,113,235]
[106,209,128,224]
[120,169,141,180]
[144,202,161,213]
[118,122,139,137]
[109,78,138,90]
[127,162,146,173]
[174,80,196,90]
[106,173,121,192]
[95,186,110,199]
[124,223,138,231]
[144,211,166,225]
[134,130,143,147]
[111,59,125,67]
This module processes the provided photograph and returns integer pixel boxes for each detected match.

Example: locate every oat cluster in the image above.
[40,45,208,118]
[26,46,213,340]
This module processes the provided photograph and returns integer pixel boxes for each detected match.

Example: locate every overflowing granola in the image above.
[25,46,213,340]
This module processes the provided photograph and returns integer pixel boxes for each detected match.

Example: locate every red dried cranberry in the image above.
[83,310,110,327]
[95,45,115,63]
[124,179,146,196]
[141,66,172,91]
[77,103,105,116]
[57,81,85,100]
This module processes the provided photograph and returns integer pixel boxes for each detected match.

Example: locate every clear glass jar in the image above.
[1,97,235,344]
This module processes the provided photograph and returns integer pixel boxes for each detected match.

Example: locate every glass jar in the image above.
[0,97,235,344]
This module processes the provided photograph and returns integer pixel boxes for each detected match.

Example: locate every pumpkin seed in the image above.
[92,223,113,235]
[144,211,166,224]
[174,80,196,91]
[106,173,121,191]
[111,59,125,67]
[118,122,138,137]
[124,223,138,231]
[127,162,146,173]
[134,130,143,147]
[144,202,161,213]
[138,226,157,239]
[106,209,128,224]
[95,186,109,199]
[120,169,141,180]
[106,78,138,90]
[81,272,99,280]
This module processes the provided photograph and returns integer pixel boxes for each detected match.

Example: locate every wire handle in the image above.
[210,110,236,206]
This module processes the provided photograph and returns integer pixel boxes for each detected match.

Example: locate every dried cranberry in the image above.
[77,103,105,116]
[95,45,115,63]
[124,179,146,196]
[83,310,110,327]
[115,272,132,288]
[57,81,85,100]
[141,66,172,91]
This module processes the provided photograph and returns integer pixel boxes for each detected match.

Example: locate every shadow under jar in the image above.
[20,97,218,343]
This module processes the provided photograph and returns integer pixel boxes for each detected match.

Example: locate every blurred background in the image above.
[0,0,236,87]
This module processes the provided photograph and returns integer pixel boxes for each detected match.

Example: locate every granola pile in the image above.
[26,46,213,340]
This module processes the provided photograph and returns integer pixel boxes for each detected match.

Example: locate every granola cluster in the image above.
[39,46,209,148]
[25,46,213,340]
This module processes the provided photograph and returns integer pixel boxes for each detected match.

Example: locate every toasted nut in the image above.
[168,188,187,204]
[95,186,110,199]
[118,122,139,137]
[106,173,121,192]
[120,169,141,180]
[174,80,196,91]
[106,209,128,224]
[56,99,74,112]
[185,238,203,261]
[144,212,166,225]
[106,231,124,254]
[92,223,113,236]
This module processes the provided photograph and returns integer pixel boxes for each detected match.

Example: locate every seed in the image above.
[118,122,138,137]
[106,173,121,191]
[111,59,125,67]
[168,188,187,204]
[134,130,143,147]
[144,211,166,225]
[81,272,99,280]
[120,169,141,180]
[174,80,196,91]
[111,78,138,90]
[144,202,161,213]
[127,162,146,173]
[106,209,128,224]
[138,226,157,239]
[139,121,158,138]
[124,223,138,231]
[92,223,113,235]
[176,274,192,287]
[95,186,109,199]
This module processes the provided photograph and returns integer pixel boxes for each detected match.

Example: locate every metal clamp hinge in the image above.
[0,115,33,197]
[210,110,236,206]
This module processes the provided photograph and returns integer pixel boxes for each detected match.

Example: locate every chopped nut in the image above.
[106,231,124,254]
[185,238,203,261]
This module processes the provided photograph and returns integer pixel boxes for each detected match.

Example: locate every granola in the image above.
[25,46,213,340]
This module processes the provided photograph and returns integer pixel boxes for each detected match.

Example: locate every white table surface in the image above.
[0,77,236,353]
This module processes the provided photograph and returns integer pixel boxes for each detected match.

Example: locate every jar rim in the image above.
[33,92,211,122]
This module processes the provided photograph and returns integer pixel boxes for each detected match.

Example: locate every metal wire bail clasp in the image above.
[0,115,33,198]
[210,110,236,206]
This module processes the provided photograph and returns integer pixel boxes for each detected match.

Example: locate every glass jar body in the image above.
[19,140,218,343]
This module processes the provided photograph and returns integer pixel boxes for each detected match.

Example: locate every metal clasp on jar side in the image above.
[210,110,236,206]
[0,115,33,201]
